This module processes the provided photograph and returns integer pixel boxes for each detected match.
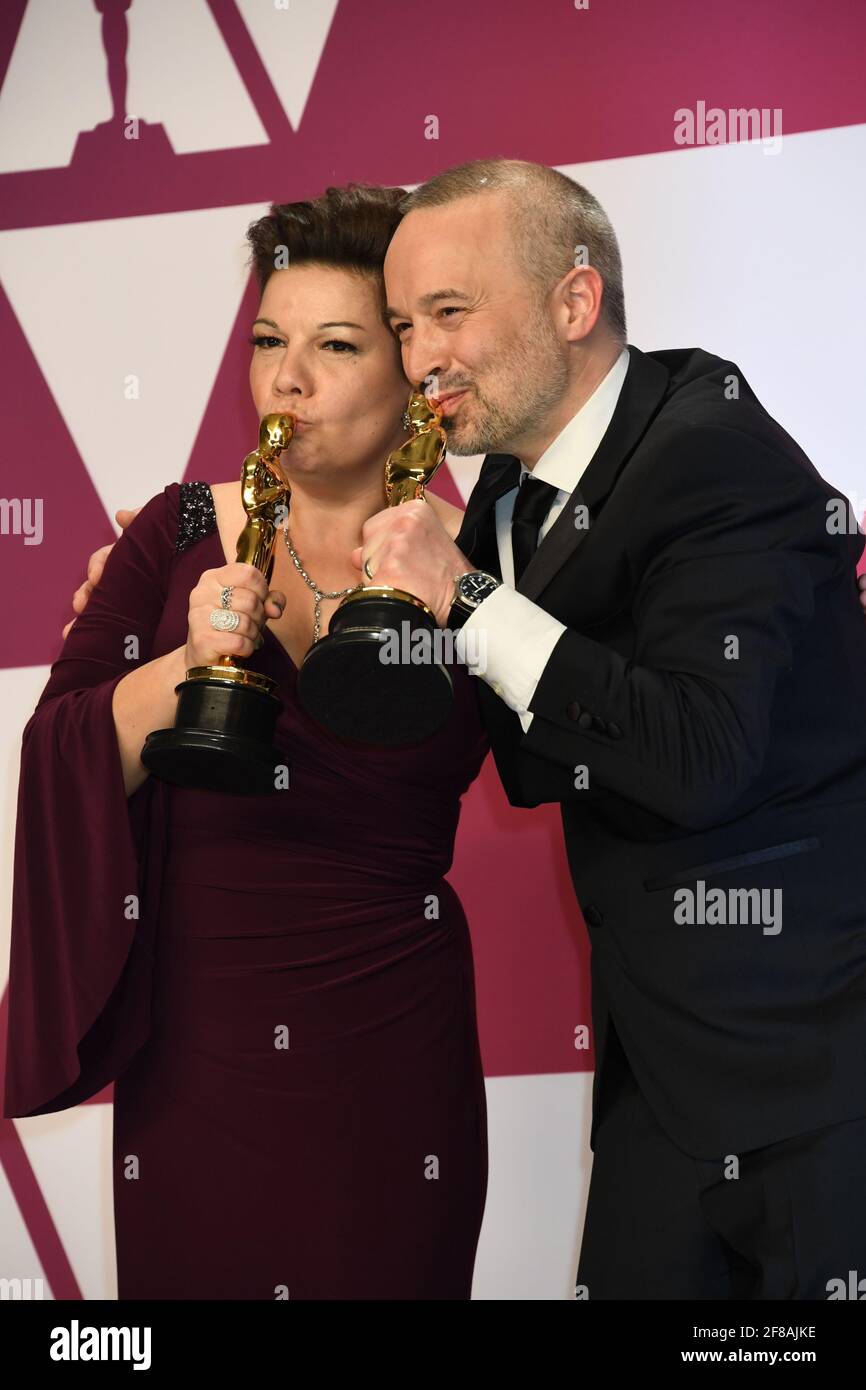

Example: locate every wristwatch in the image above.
[448,570,501,628]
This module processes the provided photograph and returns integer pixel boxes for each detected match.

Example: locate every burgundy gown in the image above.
[3,481,490,1300]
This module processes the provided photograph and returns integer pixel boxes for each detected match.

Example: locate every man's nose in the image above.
[402,325,448,392]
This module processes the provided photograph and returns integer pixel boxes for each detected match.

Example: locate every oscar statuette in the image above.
[296,390,453,745]
[141,414,294,793]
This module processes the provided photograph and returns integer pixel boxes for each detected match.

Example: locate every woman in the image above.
[2,185,490,1300]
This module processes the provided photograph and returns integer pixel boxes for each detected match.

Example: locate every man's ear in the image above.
[559,264,604,343]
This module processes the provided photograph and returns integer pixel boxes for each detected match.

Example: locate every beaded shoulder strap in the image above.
[176,480,217,552]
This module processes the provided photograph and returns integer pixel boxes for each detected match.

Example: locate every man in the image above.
[73,159,866,1300]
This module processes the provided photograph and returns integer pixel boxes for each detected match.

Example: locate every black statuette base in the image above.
[141,675,285,794]
[297,594,453,746]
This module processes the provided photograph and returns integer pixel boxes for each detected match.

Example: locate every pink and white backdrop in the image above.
[1,0,864,1300]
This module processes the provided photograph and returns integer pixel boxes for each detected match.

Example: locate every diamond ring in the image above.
[210,609,240,632]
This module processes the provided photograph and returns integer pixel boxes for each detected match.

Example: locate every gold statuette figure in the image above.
[384,390,447,504]
[235,414,295,574]
[296,388,453,746]
[141,412,295,793]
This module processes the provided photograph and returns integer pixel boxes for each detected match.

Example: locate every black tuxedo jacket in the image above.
[457,344,866,1158]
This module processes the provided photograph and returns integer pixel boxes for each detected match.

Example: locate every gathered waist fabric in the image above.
[154,847,469,994]
[162,828,454,898]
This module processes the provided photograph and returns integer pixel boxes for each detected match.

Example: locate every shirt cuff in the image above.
[454,585,567,732]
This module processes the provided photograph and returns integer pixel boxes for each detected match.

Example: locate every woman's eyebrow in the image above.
[251,317,367,332]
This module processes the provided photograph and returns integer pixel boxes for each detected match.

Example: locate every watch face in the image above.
[459,572,499,606]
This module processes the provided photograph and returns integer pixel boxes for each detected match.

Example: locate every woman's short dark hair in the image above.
[246,184,406,302]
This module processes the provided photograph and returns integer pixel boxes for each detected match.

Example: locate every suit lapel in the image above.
[517,346,670,602]
[455,453,521,577]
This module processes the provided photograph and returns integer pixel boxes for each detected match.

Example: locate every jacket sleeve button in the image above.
[607,722,623,739]
[584,904,604,929]
[566,701,582,721]
[578,711,594,730]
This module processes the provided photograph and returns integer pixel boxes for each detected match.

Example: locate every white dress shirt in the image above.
[455,347,630,731]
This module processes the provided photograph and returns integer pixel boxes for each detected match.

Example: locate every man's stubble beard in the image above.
[443,303,569,458]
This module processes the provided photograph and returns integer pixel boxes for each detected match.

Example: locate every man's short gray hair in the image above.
[400,158,626,342]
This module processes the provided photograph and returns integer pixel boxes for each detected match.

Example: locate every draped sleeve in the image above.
[2,484,181,1118]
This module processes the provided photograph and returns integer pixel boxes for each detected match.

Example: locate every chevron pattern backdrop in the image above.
[1,0,864,1300]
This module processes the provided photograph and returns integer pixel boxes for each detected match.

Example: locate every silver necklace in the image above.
[281,523,362,642]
